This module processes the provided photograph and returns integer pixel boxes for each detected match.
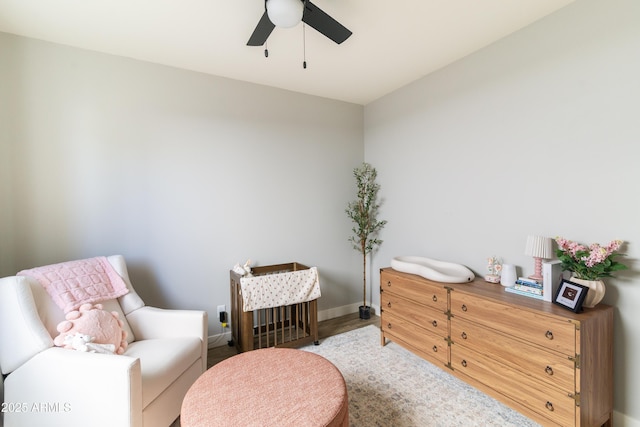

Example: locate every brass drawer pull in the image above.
[387,280,392,287]
[432,295,438,302]
[461,360,467,367]
[545,366,554,376]
[545,401,554,412]
[432,320,438,327]
[432,346,438,353]
[545,330,554,340]
[387,301,392,308]
[387,323,392,329]
[461,332,467,340]
[461,304,468,312]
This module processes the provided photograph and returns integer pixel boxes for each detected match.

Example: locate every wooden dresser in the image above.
[380,267,613,427]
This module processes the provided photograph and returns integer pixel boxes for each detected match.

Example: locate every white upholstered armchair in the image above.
[0,255,208,427]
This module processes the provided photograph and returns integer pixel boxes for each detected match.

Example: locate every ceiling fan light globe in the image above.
[267,0,304,28]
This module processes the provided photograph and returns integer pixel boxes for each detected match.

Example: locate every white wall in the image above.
[365,0,639,423]
[0,37,16,276]
[0,32,365,343]
[2,0,640,423]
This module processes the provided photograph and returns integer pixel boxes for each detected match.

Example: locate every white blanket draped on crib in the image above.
[240,267,321,312]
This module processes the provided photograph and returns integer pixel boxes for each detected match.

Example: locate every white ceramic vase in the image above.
[500,264,517,287]
[570,277,606,308]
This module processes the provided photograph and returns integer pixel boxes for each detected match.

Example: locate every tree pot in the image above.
[359,305,371,320]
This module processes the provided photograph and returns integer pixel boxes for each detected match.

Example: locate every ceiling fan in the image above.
[247,0,352,47]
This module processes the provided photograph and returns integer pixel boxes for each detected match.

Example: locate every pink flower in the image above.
[605,239,622,254]
[555,236,627,280]
[566,241,586,259]
[582,247,607,267]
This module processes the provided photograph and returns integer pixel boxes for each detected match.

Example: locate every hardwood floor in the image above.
[207,313,379,368]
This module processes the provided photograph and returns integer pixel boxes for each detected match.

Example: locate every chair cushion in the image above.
[123,337,202,408]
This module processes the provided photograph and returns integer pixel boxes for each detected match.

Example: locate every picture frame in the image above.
[553,279,589,312]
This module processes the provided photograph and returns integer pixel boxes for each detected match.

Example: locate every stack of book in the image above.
[505,277,544,300]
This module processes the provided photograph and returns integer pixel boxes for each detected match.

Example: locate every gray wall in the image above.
[2,0,640,423]
[365,0,639,424]
[0,32,365,345]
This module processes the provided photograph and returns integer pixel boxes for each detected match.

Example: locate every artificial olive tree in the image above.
[346,162,387,318]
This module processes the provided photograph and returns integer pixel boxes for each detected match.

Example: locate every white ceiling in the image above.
[0,0,574,105]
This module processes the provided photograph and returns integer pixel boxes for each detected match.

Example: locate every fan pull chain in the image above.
[264,41,269,58]
[302,23,307,69]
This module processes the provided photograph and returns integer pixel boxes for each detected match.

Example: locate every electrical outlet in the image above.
[217,305,226,320]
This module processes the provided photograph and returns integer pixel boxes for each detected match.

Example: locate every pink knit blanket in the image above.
[18,256,129,313]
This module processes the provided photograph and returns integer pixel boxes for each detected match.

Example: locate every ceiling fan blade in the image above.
[302,1,352,44]
[247,11,275,46]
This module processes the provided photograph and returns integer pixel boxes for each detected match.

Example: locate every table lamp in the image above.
[525,235,552,282]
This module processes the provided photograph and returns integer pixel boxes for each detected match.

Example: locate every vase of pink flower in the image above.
[555,237,627,307]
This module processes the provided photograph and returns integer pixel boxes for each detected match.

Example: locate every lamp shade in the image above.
[267,0,304,28]
[524,235,553,259]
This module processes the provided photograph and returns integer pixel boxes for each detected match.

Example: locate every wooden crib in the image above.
[230,262,319,353]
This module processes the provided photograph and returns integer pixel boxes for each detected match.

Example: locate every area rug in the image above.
[300,325,541,427]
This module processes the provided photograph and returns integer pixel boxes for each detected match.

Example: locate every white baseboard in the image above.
[318,302,379,321]
[207,331,232,349]
[614,410,640,427]
[208,302,380,349]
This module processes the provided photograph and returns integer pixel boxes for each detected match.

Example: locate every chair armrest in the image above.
[126,307,208,373]
[4,347,142,427]
[125,306,207,341]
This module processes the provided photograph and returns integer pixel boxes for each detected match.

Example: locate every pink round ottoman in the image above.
[181,347,348,427]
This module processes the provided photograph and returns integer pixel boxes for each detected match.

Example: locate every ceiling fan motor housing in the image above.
[267,0,304,28]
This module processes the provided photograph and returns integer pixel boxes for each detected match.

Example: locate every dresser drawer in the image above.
[381,271,448,312]
[381,311,448,366]
[451,346,576,427]
[450,291,576,355]
[381,291,448,338]
[451,317,574,392]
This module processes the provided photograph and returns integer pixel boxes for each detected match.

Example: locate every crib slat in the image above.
[279,305,284,345]
[303,302,308,339]
[267,308,272,347]
[288,305,293,342]
[257,309,263,349]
